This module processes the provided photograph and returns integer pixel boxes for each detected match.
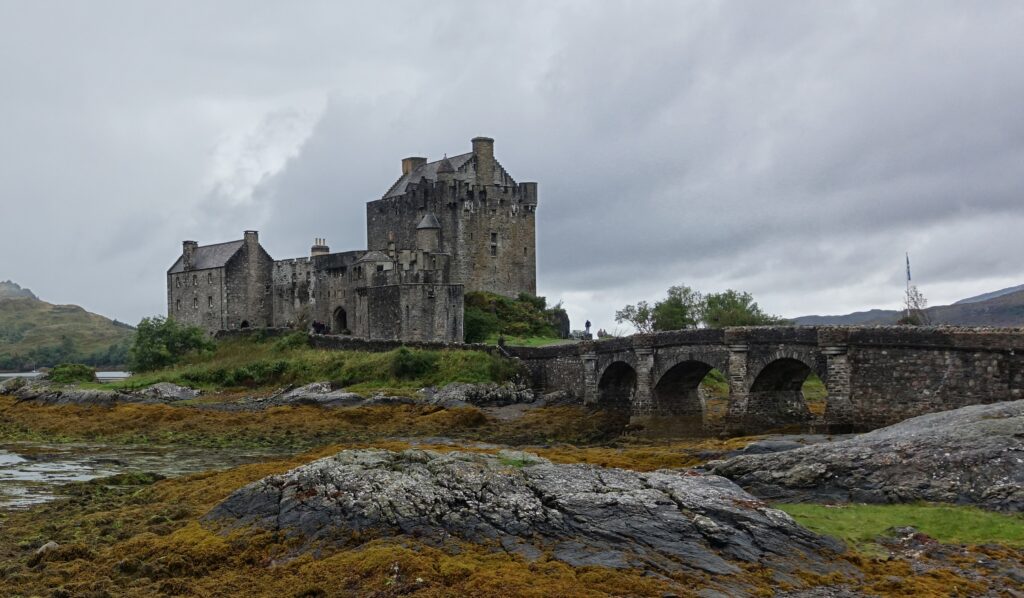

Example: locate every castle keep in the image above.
[167,137,538,342]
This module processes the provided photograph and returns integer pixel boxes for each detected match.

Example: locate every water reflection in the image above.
[0,443,284,509]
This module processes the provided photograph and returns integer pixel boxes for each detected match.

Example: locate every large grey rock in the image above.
[207,449,846,578]
[7,379,138,406]
[266,382,366,407]
[710,400,1024,511]
[136,382,200,402]
[419,382,535,408]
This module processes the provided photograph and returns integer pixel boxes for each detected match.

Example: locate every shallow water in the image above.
[0,442,286,510]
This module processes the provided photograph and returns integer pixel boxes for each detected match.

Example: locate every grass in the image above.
[485,334,577,348]
[110,336,519,395]
[778,502,1024,550]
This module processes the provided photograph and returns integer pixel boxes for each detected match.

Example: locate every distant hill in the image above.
[794,286,1024,327]
[953,283,1024,305]
[0,281,135,370]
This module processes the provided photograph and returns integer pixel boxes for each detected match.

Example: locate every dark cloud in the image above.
[1,1,1022,329]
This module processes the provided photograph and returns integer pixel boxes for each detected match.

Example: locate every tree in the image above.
[701,290,788,328]
[129,316,213,372]
[652,285,703,331]
[614,301,655,334]
[898,285,931,325]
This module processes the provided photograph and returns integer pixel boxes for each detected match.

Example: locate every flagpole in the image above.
[905,252,911,320]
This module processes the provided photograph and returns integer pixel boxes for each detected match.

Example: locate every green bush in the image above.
[390,348,439,380]
[49,363,97,384]
[129,316,214,372]
[464,307,500,343]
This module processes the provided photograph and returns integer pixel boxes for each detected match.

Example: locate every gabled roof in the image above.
[416,212,441,229]
[382,151,514,199]
[167,240,244,273]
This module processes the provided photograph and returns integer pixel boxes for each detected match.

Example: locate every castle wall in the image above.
[166,267,227,333]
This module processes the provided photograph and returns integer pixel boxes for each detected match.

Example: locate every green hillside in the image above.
[0,281,134,370]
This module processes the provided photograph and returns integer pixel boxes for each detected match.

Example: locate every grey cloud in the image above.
[1,1,1022,329]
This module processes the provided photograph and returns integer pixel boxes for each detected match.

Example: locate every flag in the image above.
[906,253,911,282]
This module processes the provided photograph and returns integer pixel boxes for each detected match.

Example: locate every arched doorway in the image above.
[240,320,250,329]
[746,357,817,431]
[596,361,636,432]
[649,360,714,436]
[333,307,348,334]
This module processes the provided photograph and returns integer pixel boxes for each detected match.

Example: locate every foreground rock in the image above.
[711,400,1024,511]
[207,449,847,581]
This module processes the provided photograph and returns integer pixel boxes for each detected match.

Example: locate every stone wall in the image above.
[224,233,273,330]
[167,267,227,332]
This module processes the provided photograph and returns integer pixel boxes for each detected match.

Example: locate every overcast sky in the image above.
[2,1,1022,331]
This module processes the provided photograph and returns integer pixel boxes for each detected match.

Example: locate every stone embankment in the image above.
[207,449,849,584]
[710,400,1024,511]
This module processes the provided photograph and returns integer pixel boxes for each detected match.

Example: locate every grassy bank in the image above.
[111,334,518,395]
[779,503,1024,551]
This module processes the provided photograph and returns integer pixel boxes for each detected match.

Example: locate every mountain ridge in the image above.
[794,286,1024,327]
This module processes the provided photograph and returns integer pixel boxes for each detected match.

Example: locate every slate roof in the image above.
[382,151,514,199]
[354,250,392,264]
[167,240,244,273]
[417,212,441,229]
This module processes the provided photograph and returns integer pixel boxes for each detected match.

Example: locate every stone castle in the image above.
[167,137,537,342]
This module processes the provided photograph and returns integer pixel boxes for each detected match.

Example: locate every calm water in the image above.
[0,371,130,382]
[0,443,285,510]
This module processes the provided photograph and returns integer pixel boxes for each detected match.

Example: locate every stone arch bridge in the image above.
[507,326,1024,435]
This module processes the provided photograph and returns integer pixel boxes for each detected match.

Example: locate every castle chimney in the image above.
[182,240,198,271]
[402,157,427,175]
[244,230,259,247]
[471,136,494,186]
[311,237,330,257]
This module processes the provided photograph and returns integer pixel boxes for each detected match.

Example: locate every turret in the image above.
[436,154,455,183]
[416,212,441,253]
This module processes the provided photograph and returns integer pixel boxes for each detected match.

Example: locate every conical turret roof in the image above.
[436,154,455,174]
[417,212,441,229]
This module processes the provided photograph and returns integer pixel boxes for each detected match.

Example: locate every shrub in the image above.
[49,363,97,384]
[129,316,214,372]
[273,332,309,353]
[390,348,439,380]
[463,307,500,343]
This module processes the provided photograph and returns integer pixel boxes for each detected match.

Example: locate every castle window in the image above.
[265,284,270,294]
[192,275,198,286]
[192,298,198,309]
[490,245,497,257]
[175,299,181,311]
[175,278,181,289]
[524,247,528,256]
[376,265,384,273]
[207,272,213,284]
[208,296,213,308]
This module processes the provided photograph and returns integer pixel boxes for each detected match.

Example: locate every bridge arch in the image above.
[596,361,636,431]
[744,354,821,430]
[649,360,714,435]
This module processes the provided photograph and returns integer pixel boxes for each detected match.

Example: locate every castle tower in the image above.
[366,136,538,298]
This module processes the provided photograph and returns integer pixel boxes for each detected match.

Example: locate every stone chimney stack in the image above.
[244,230,259,248]
[311,237,330,256]
[472,136,494,186]
[182,240,198,271]
[402,157,427,175]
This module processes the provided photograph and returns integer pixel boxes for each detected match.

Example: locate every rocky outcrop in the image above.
[418,382,535,408]
[207,449,847,578]
[0,378,200,407]
[710,400,1024,511]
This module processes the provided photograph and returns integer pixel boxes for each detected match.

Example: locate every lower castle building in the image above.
[167,137,538,343]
